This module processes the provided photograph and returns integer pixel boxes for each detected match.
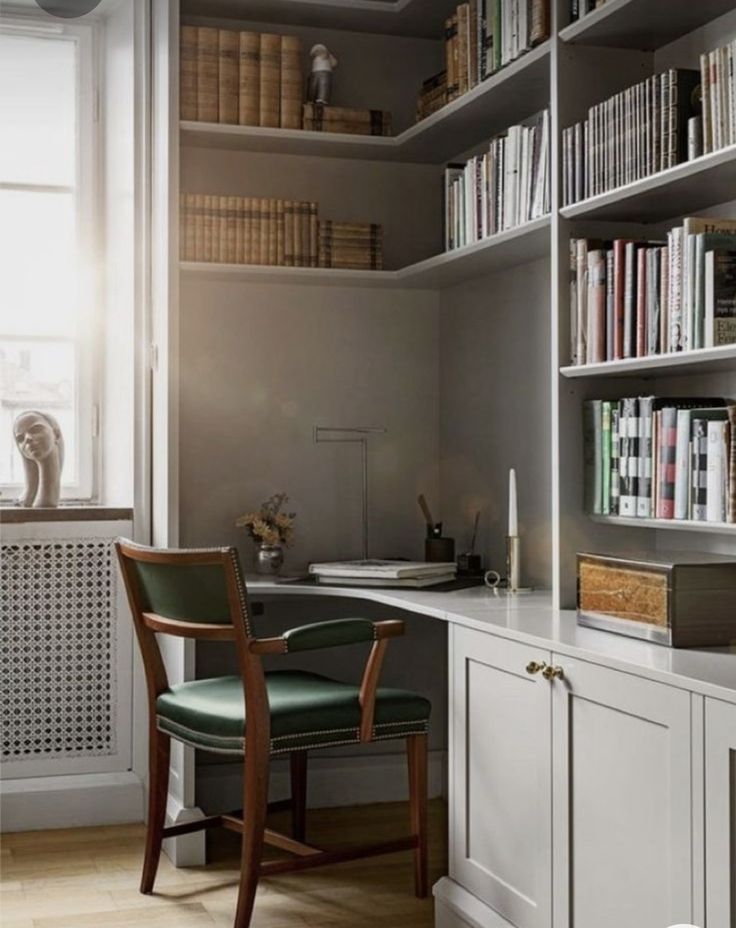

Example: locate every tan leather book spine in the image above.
[530,0,550,46]
[238,32,260,126]
[284,201,295,267]
[196,27,219,122]
[180,194,192,260]
[300,201,310,267]
[218,29,239,124]
[234,196,243,264]
[249,198,259,265]
[259,33,281,128]
[276,200,285,266]
[280,35,303,129]
[294,201,304,267]
[242,197,252,264]
[217,195,228,263]
[180,25,198,121]
[202,194,214,262]
[259,197,270,264]
[268,199,278,265]
[192,194,204,261]
[225,197,238,264]
[309,202,318,268]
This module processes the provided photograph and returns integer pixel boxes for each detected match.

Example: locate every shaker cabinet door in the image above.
[550,655,693,928]
[705,697,736,928]
[450,625,552,928]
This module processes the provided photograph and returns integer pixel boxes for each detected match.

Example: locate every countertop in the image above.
[247,579,736,704]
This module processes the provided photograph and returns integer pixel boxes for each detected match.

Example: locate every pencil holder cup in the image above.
[425,536,455,563]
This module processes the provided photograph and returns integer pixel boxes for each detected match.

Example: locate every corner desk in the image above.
[248,580,736,928]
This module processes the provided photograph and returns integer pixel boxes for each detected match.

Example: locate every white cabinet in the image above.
[551,655,693,928]
[445,627,698,928]
[705,697,736,928]
[449,627,552,928]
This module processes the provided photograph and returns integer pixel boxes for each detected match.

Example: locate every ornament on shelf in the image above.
[13,410,64,508]
[307,44,338,105]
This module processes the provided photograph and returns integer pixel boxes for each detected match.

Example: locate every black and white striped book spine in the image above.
[619,397,639,517]
[637,395,654,517]
[610,406,620,516]
[691,419,709,520]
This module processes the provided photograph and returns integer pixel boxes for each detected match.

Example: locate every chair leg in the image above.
[233,738,270,928]
[141,730,171,894]
[290,751,308,842]
[406,733,428,899]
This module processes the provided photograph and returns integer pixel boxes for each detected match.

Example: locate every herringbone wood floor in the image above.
[1,800,447,927]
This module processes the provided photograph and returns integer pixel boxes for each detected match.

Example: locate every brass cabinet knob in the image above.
[542,665,564,681]
[526,660,547,675]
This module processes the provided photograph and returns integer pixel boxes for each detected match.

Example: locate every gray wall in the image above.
[439,258,553,589]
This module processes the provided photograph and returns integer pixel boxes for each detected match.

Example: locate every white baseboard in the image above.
[433,878,513,928]
[1,771,144,833]
[162,794,206,867]
[197,749,447,812]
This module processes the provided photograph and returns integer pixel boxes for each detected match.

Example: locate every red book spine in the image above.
[613,239,626,360]
[636,246,647,357]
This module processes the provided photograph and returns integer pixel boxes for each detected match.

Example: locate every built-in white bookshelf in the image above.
[560,346,736,379]
[590,514,736,536]
[176,0,736,609]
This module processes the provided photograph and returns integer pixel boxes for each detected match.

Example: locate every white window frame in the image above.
[0,12,101,502]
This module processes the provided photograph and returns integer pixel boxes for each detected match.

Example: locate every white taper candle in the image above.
[508,468,518,536]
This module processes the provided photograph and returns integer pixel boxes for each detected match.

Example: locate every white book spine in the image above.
[673,408,691,520]
[706,420,727,522]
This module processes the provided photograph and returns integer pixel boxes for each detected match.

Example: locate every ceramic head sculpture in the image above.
[308,43,338,105]
[13,410,65,508]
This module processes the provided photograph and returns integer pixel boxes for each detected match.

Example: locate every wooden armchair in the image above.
[115,539,430,928]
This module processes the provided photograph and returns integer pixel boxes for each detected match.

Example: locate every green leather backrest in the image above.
[132,560,233,625]
[283,618,375,652]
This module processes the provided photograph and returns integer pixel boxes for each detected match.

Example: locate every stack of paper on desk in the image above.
[308,560,457,588]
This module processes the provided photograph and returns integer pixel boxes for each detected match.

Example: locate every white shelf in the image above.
[560,346,736,379]
[590,514,736,535]
[559,0,736,51]
[560,145,736,223]
[180,42,551,165]
[179,216,551,288]
[180,0,451,39]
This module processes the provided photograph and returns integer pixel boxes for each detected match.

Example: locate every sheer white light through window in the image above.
[0,25,97,498]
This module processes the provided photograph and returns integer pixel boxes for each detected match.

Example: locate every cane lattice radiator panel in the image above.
[1,538,118,762]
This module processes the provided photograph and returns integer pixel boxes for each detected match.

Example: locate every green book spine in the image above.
[602,401,612,515]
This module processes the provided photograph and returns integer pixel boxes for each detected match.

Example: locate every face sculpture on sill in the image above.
[13,410,65,508]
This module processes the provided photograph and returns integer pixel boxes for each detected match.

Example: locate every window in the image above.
[0,17,99,501]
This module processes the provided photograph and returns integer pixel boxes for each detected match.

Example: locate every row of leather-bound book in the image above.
[180,194,383,270]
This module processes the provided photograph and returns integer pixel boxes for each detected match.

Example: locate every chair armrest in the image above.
[249,618,404,654]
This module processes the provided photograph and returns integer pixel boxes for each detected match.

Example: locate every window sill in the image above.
[0,505,133,525]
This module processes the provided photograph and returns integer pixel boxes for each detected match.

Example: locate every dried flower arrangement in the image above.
[235,492,296,547]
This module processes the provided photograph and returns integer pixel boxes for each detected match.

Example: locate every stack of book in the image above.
[700,40,736,155]
[302,103,393,136]
[569,217,736,365]
[318,221,384,270]
[569,0,608,23]
[308,560,458,588]
[417,0,549,121]
[584,397,735,524]
[180,26,303,129]
[416,71,448,121]
[445,110,549,249]
[562,68,701,205]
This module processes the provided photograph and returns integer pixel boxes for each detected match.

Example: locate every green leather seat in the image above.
[156,669,431,755]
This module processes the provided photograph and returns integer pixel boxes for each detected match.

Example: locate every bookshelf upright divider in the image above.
[175,0,736,612]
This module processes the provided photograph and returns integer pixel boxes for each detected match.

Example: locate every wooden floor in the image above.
[1,800,447,928]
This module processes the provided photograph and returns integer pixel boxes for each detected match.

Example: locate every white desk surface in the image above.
[247,579,736,704]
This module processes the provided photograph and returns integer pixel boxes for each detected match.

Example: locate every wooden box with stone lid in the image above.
[577,551,736,647]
